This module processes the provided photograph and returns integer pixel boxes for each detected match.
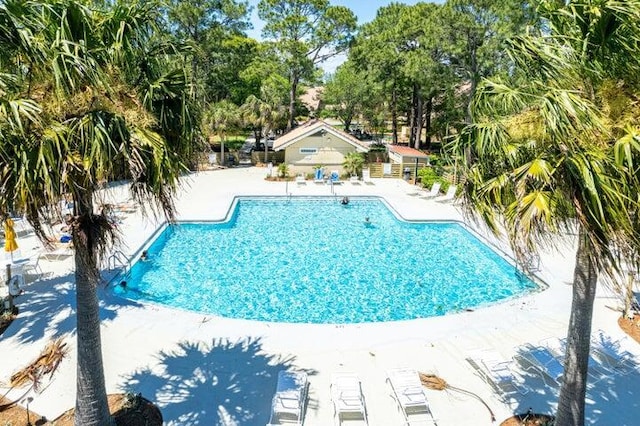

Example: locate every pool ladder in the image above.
[107,249,131,279]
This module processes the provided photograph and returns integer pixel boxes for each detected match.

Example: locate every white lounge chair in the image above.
[295,174,306,185]
[267,370,308,425]
[433,185,457,203]
[516,344,564,386]
[330,372,368,425]
[591,330,637,375]
[362,169,373,185]
[466,349,528,399]
[419,182,442,199]
[386,368,436,425]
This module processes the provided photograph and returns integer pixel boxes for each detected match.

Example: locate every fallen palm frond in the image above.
[419,372,495,422]
[10,338,68,392]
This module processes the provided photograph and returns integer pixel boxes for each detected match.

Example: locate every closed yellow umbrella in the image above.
[4,218,18,260]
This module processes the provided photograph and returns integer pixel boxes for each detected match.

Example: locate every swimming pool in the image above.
[114,197,539,323]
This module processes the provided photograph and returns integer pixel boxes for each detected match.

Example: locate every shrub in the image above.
[277,163,289,178]
[417,167,449,191]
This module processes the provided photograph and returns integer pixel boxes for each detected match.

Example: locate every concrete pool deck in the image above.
[1,166,639,425]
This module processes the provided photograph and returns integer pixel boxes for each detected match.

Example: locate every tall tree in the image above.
[258,0,356,130]
[322,61,371,132]
[0,1,197,424]
[445,0,536,123]
[204,100,240,166]
[162,0,251,103]
[351,3,409,144]
[451,1,640,425]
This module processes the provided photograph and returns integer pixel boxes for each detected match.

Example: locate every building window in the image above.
[299,148,318,154]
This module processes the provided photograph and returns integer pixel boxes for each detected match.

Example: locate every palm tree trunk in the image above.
[72,189,114,426]
[555,226,597,426]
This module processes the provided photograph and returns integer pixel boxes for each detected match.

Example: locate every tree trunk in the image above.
[424,96,433,149]
[288,73,299,131]
[72,188,114,426]
[414,94,424,150]
[391,85,398,144]
[555,226,597,426]
[409,83,418,146]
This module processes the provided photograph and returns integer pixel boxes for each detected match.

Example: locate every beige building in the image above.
[273,120,369,175]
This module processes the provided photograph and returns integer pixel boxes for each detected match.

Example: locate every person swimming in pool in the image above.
[341,196,349,205]
[140,250,149,261]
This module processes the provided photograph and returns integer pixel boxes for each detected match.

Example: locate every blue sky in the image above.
[246,1,445,73]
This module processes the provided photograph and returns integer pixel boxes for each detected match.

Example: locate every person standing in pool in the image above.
[341,196,349,205]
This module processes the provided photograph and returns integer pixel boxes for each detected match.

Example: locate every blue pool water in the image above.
[114,197,538,323]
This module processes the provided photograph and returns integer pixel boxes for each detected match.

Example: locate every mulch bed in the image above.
[1,394,162,426]
[53,393,162,426]
[500,413,555,425]
[618,316,640,344]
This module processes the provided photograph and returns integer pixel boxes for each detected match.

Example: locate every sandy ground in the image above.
[1,167,639,425]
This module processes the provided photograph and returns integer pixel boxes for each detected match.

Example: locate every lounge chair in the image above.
[386,368,436,425]
[349,175,360,184]
[314,168,324,183]
[591,330,637,375]
[419,182,442,199]
[466,349,528,399]
[433,185,457,203]
[362,169,373,185]
[296,174,306,185]
[267,370,308,426]
[328,170,342,185]
[330,372,368,425]
[516,344,564,386]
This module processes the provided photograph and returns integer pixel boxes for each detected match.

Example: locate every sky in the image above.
[245,0,445,74]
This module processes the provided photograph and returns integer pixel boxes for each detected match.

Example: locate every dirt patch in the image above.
[500,413,555,425]
[618,316,640,344]
[1,394,162,426]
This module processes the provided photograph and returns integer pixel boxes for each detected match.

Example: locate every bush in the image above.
[417,167,449,191]
[277,163,289,178]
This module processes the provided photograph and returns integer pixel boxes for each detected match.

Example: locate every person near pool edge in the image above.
[341,196,349,205]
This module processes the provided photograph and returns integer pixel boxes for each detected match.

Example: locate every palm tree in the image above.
[451,2,640,425]
[204,100,239,167]
[0,1,197,425]
[342,151,365,177]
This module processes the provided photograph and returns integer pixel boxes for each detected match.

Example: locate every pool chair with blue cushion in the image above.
[330,372,368,425]
[328,170,342,185]
[267,370,308,426]
[314,168,324,183]
[386,368,436,425]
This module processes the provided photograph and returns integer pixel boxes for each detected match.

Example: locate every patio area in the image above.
[1,166,638,425]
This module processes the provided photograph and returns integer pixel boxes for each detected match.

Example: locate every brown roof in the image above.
[273,119,369,152]
[388,145,430,158]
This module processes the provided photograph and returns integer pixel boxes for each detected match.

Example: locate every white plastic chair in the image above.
[466,349,528,398]
[330,372,368,425]
[267,370,308,426]
[386,368,436,425]
[420,182,442,199]
[433,184,457,203]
